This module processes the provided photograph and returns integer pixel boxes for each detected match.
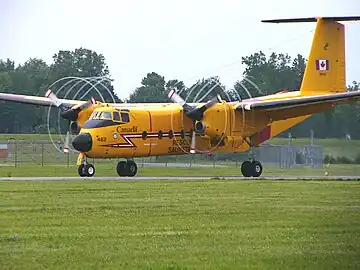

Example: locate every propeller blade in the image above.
[168,89,193,113]
[196,94,222,114]
[190,130,196,154]
[168,89,222,121]
[64,131,70,154]
[78,97,96,110]
[45,89,63,107]
[168,89,186,106]
[187,95,222,121]
[46,89,96,122]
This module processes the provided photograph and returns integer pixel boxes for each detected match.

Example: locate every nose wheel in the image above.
[241,160,263,177]
[116,160,138,177]
[78,163,95,177]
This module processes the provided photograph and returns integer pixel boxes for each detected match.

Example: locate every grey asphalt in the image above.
[0,176,359,181]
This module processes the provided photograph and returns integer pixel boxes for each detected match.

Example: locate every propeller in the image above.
[45,89,96,153]
[168,89,222,154]
[45,89,95,122]
[168,89,222,121]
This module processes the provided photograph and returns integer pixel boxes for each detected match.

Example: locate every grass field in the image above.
[1,180,359,269]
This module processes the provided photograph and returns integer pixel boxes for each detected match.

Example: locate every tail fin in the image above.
[263,16,360,95]
[300,18,345,95]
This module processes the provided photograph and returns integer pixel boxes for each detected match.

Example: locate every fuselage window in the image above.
[121,112,130,123]
[113,111,121,122]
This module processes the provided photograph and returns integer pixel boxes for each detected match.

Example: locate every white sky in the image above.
[1,0,359,99]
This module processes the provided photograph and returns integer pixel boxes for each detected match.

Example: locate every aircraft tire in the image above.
[78,164,86,177]
[251,161,263,177]
[116,161,128,177]
[84,164,95,177]
[241,161,252,177]
[126,160,138,177]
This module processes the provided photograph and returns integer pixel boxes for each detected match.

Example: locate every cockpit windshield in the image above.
[90,111,112,120]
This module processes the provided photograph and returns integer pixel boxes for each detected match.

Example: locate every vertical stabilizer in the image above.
[300,18,346,95]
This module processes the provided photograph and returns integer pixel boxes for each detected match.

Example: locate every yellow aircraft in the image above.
[1,16,360,177]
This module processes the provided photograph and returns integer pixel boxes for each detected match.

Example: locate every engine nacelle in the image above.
[194,120,225,139]
[194,121,206,133]
[70,121,80,134]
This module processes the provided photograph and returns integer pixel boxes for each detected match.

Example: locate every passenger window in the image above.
[113,111,121,121]
[121,112,130,123]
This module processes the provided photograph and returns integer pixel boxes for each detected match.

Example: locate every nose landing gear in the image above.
[78,163,95,177]
[77,153,95,177]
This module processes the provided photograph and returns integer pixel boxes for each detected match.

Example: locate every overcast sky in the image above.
[1,0,359,99]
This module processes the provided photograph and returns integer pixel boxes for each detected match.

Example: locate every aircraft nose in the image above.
[72,133,92,152]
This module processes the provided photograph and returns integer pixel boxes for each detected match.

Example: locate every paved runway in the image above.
[0,175,359,181]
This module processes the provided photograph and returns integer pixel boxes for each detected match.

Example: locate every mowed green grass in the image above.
[0,180,359,269]
[1,163,360,178]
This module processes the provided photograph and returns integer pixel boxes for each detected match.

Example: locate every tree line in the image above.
[0,48,359,139]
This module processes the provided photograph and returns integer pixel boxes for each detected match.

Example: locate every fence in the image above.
[0,140,324,169]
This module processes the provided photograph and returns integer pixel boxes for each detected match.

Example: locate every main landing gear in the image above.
[240,140,263,177]
[240,160,263,177]
[116,160,138,177]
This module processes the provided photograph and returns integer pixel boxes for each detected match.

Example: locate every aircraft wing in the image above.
[235,90,360,120]
[0,92,87,107]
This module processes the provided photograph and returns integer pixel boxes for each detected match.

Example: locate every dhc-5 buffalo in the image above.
[1,16,360,177]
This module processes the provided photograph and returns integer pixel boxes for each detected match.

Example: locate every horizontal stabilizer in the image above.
[262,16,360,23]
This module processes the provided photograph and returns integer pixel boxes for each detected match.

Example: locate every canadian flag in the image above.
[316,59,329,71]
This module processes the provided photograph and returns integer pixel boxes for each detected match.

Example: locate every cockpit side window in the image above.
[113,111,121,122]
[100,112,112,120]
[121,112,130,123]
